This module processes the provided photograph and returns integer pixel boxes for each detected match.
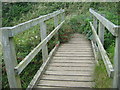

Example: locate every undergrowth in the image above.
[2,2,119,88]
[94,60,112,88]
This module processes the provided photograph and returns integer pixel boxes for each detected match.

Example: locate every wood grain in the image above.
[36,34,95,88]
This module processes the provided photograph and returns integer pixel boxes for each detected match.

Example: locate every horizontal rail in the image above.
[14,21,65,74]
[89,8,118,36]
[90,22,114,77]
[27,41,60,89]
[1,9,64,37]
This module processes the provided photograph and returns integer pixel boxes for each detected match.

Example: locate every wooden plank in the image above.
[56,52,93,55]
[58,47,92,50]
[15,21,65,75]
[58,48,92,50]
[98,21,105,60]
[69,41,90,43]
[70,38,88,40]
[36,86,59,88]
[61,11,65,22]
[35,33,95,88]
[57,49,93,52]
[47,66,94,71]
[69,40,89,42]
[40,21,48,63]
[113,27,120,88]
[54,53,94,57]
[69,40,90,42]
[49,63,94,67]
[53,57,94,60]
[37,80,93,88]
[90,22,114,77]
[60,44,91,46]
[1,9,65,37]
[59,46,92,48]
[89,8,118,36]
[57,51,93,54]
[27,42,60,89]
[52,60,94,63]
[59,43,91,46]
[41,75,93,81]
[60,43,91,45]
[2,30,21,88]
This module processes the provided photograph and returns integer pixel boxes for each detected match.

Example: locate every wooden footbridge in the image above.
[1,9,120,89]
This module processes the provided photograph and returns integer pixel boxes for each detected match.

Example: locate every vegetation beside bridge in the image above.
[2,2,119,88]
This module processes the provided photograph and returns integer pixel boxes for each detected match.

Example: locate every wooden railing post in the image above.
[98,21,104,45]
[93,17,97,32]
[40,21,48,63]
[113,27,120,88]
[2,30,21,88]
[92,16,99,60]
[61,12,65,22]
[98,21,105,60]
[54,15,59,41]
[92,17,97,43]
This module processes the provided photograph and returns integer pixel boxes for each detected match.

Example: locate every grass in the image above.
[94,60,112,88]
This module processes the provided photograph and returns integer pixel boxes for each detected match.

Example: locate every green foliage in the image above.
[106,44,115,64]
[94,60,112,88]
[91,2,118,88]
[14,25,40,60]
[2,2,73,88]
[59,21,73,43]
[2,2,119,88]
[2,2,35,26]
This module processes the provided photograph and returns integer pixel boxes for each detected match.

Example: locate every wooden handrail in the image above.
[90,22,114,77]
[90,8,120,88]
[1,9,64,37]
[89,8,118,36]
[2,9,65,88]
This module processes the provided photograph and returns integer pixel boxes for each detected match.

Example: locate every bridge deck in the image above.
[36,33,95,88]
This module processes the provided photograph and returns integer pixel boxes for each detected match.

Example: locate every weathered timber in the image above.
[98,21,105,45]
[91,40,99,64]
[113,26,120,88]
[93,16,97,31]
[15,21,65,75]
[27,42,60,89]
[41,75,93,81]
[90,22,114,77]
[97,21,105,60]
[36,34,95,88]
[2,30,21,88]
[54,15,59,41]
[40,21,48,63]
[47,66,94,71]
[89,8,118,36]
[53,57,94,60]
[37,80,94,88]
[49,63,94,67]
[2,9,65,89]
[1,9,64,37]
